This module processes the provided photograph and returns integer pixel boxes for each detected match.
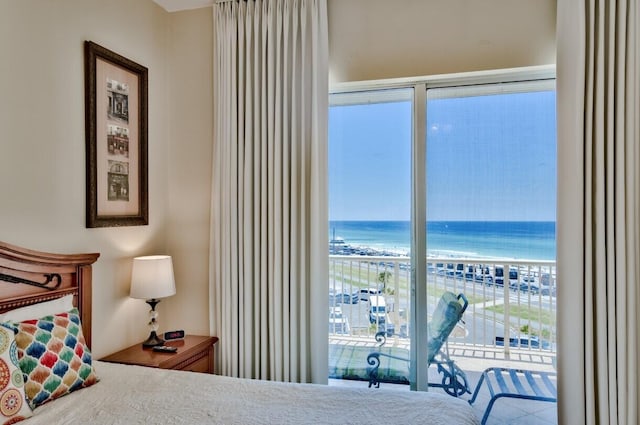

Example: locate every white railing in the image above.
[329,255,557,358]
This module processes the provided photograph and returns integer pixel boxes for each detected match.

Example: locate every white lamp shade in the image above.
[130,255,176,300]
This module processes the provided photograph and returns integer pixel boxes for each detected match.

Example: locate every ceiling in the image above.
[153,0,214,12]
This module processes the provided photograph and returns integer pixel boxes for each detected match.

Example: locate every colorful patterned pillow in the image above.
[13,308,98,409]
[0,323,33,424]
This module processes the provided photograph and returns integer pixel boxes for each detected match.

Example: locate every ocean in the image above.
[329,220,556,261]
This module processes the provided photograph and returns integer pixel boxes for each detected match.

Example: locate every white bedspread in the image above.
[27,361,480,425]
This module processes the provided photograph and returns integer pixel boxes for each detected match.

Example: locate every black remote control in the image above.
[152,345,178,353]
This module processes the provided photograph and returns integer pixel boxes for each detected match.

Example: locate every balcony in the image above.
[328,254,557,423]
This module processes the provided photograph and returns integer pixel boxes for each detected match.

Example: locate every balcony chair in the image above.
[469,367,557,425]
[366,291,471,397]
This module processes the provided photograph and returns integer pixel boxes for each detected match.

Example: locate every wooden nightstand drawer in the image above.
[101,335,218,374]
[177,353,210,373]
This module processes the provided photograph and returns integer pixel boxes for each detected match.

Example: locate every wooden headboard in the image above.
[0,241,99,348]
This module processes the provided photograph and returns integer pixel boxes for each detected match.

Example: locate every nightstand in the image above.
[101,335,219,374]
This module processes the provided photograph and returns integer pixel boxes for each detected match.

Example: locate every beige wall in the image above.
[0,0,171,358]
[328,0,556,84]
[165,8,213,337]
[0,0,555,359]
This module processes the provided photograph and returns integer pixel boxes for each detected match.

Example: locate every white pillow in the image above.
[0,293,74,322]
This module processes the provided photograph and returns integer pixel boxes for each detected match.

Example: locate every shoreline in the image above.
[329,241,555,262]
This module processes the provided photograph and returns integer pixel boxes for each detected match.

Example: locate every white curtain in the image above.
[557,0,640,423]
[209,0,329,384]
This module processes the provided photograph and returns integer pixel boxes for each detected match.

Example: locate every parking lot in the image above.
[330,287,406,337]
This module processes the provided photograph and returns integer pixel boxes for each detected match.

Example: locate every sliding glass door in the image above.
[423,80,557,390]
[328,71,557,393]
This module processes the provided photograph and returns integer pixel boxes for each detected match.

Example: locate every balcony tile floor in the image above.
[329,348,557,425]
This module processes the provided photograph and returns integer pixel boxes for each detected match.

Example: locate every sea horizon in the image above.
[329,220,556,261]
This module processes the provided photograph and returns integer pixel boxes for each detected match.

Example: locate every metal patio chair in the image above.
[366,291,471,397]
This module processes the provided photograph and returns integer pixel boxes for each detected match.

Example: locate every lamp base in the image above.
[142,331,165,347]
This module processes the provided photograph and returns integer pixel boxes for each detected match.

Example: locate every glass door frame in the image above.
[411,83,428,391]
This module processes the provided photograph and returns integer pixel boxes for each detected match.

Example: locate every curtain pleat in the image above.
[211,0,328,384]
[557,0,640,423]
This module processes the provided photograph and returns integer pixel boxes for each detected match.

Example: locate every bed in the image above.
[0,241,480,425]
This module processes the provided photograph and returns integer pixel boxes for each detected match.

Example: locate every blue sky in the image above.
[329,89,557,221]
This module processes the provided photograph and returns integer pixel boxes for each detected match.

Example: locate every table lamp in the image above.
[130,255,176,347]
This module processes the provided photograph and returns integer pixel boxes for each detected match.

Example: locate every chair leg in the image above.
[468,371,487,405]
[480,396,500,425]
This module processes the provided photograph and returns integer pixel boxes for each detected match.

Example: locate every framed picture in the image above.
[84,41,148,227]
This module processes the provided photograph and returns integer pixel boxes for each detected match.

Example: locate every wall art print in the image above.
[84,41,148,227]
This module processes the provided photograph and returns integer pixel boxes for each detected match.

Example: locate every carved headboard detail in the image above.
[0,241,100,348]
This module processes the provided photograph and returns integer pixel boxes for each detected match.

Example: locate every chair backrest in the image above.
[427,291,467,363]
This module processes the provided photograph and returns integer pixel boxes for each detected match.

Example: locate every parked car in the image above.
[495,266,518,287]
[518,282,540,294]
[508,268,519,289]
[368,295,387,324]
[494,266,504,286]
[539,273,556,296]
[427,262,436,274]
[445,263,455,277]
[464,265,475,281]
[540,273,553,285]
[475,266,493,284]
[455,263,465,278]
[377,320,395,337]
[329,307,350,335]
[495,335,551,350]
[541,285,556,297]
[368,296,395,337]
[329,289,337,306]
[354,287,382,302]
[334,292,358,304]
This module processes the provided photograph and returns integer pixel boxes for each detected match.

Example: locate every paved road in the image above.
[330,270,556,348]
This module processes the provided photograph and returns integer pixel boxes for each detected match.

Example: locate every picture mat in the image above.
[96,58,140,216]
